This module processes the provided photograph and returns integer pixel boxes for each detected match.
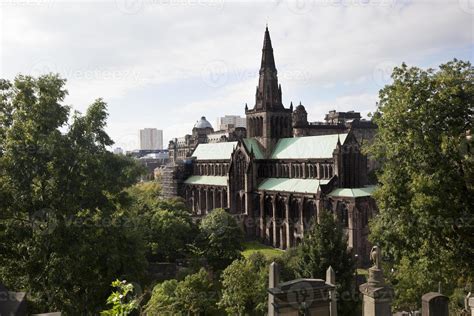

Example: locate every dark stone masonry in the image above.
[162,27,379,263]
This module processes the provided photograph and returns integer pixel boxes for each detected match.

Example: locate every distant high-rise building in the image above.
[216,115,246,131]
[113,147,124,155]
[140,128,163,150]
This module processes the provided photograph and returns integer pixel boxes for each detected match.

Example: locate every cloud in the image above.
[1,0,472,149]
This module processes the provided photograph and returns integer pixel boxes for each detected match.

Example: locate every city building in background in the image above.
[168,116,246,164]
[140,128,163,150]
[113,147,124,155]
[138,151,169,181]
[216,115,246,131]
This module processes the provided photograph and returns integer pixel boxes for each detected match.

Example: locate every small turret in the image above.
[292,102,308,127]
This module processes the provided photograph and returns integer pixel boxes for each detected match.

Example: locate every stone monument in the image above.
[268,261,280,316]
[267,262,336,315]
[326,266,338,316]
[359,245,394,316]
[421,292,449,316]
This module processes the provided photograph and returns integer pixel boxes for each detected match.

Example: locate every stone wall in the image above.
[161,161,193,199]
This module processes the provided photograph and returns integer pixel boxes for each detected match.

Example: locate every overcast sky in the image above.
[1,0,473,150]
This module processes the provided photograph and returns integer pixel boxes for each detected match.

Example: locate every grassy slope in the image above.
[241,241,284,260]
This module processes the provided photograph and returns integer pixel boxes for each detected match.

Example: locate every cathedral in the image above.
[163,27,378,261]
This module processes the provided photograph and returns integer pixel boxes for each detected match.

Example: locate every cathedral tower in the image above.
[246,27,293,156]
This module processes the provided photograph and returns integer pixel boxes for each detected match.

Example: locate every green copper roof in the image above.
[270,134,348,159]
[191,142,237,161]
[242,138,265,159]
[258,178,330,194]
[328,186,376,198]
[184,176,228,186]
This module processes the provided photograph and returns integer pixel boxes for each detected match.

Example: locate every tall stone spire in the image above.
[255,26,283,110]
[260,26,276,70]
[246,26,293,156]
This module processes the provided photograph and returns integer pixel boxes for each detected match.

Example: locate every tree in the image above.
[367,60,474,310]
[101,280,139,316]
[145,208,197,262]
[125,183,198,262]
[197,208,243,271]
[174,268,218,314]
[218,252,268,315]
[144,268,218,315]
[0,74,147,313]
[143,279,179,314]
[293,210,356,316]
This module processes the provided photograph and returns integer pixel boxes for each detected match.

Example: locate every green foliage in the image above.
[145,268,218,315]
[241,241,284,260]
[293,210,356,316]
[101,280,139,316]
[144,279,179,314]
[0,75,146,313]
[125,183,198,262]
[146,209,197,262]
[367,59,474,309]
[218,252,268,315]
[125,181,162,206]
[273,246,299,282]
[197,208,244,271]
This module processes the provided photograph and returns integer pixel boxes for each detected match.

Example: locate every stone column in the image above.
[268,262,280,316]
[359,246,394,316]
[272,196,277,248]
[468,295,474,316]
[212,189,217,211]
[198,189,203,215]
[279,225,284,250]
[260,194,265,239]
[326,266,337,316]
[285,198,291,249]
[348,203,355,249]
[220,190,224,209]
[191,189,195,214]
[316,198,321,224]
[299,198,304,237]
[205,189,210,214]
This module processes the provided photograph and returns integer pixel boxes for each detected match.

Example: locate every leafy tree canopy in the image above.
[145,268,218,315]
[218,252,268,315]
[101,280,139,316]
[0,74,146,313]
[293,210,356,316]
[197,208,243,271]
[367,59,474,309]
[124,182,198,262]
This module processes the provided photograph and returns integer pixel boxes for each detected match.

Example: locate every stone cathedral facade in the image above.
[164,27,378,261]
